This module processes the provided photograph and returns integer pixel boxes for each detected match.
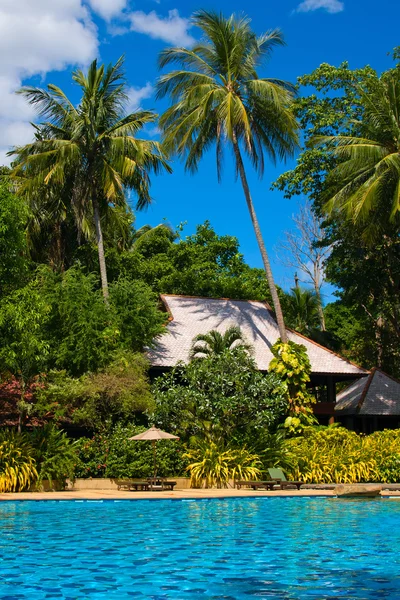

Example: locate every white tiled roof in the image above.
[148,295,367,376]
[335,369,400,415]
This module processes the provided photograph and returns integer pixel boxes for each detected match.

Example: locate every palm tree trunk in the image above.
[92,197,109,302]
[232,135,288,343]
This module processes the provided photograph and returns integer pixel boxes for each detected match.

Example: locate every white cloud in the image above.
[296,0,344,13]
[127,82,154,111]
[87,0,127,21]
[128,9,194,46]
[0,0,98,164]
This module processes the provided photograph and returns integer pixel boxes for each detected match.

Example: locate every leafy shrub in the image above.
[35,352,154,430]
[285,427,400,484]
[183,441,261,489]
[0,430,38,492]
[152,348,288,443]
[30,424,76,487]
[74,424,187,479]
[363,430,400,483]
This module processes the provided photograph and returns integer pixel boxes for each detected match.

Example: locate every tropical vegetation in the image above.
[1,14,400,490]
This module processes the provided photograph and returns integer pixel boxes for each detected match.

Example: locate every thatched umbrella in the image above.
[129,427,179,479]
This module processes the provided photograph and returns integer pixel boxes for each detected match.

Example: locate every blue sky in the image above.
[1,0,399,300]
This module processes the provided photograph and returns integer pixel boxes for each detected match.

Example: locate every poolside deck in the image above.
[1,487,400,500]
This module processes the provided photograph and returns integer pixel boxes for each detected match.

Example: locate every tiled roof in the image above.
[148,295,367,377]
[335,368,400,416]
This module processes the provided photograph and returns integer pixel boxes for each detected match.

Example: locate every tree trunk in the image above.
[315,288,326,331]
[93,197,109,302]
[313,261,326,331]
[232,135,288,343]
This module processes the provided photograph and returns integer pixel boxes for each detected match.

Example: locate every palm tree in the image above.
[10,57,170,300]
[284,287,321,335]
[157,10,299,342]
[315,69,400,241]
[190,326,252,359]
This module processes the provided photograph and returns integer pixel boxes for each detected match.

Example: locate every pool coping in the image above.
[1,488,400,501]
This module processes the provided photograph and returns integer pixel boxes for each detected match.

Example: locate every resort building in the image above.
[335,368,400,432]
[148,295,368,424]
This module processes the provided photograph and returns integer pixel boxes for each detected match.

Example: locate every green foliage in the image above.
[0,430,38,492]
[0,280,50,382]
[117,221,274,302]
[152,347,288,443]
[183,441,261,488]
[157,10,298,178]
[11,57,170,298]
[29,424,76,487]
[273,57,400,377]
[324,302,378,368]
[283,287,321,335]
[269,340,316,432]
[41,266,119,374]
[286,427,400,484]
[74,424,186,479]
[190,326,251,359]
[0,179,29,296]
[35,352,154,430]
[109,277,166,351]
[37,265,163,375]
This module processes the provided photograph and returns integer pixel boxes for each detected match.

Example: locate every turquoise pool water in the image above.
[0,498,399,599]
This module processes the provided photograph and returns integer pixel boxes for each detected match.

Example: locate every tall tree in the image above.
[157,10,298,342]
[314,67,400,242]
[10,57,170,300]
[276,200,331,330]
[273,57,400,376]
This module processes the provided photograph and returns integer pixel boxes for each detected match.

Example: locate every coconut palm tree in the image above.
[156,10,298,342]
[315,69,400,242]
[190,326,252,359]
[10,57,170,300]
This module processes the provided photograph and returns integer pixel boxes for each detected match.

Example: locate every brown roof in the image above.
[148,295,367,377]
[335,368,400,416]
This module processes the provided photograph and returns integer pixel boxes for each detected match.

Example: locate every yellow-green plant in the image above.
[285,427,379,484]
[230,447,262,483]
[269,340,317,432]
[0,431,38,492]
[183,442,261,488]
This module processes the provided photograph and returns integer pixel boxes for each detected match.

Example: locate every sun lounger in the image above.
[235,480,278,490]
[267,468,303,490]
[116,479,150,491]
[147,478,177,491]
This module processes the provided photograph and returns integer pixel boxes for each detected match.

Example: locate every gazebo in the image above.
[335,368,400,432]
[148,294,368,423]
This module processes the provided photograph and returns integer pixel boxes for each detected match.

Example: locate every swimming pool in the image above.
[0,498,399,599]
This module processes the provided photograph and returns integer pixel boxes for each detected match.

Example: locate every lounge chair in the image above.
[235,480,278,491]
[147,477,177,491]
[116,479,149,491]
[267,468,303,490]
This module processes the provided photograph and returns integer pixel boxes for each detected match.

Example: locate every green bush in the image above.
[285,427,400,484]
[30,424,76,487]
[152,347,288,443]
[74,424,187,479]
